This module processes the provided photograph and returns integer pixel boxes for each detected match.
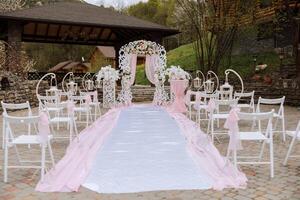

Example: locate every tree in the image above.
[175,0,255,73]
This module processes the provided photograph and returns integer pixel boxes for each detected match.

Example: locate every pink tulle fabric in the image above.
[38,112,50,144]
[224,108,243,151]
[130,54,137,85]
[35,108,122,192]
[145,55,158,84]
[167,110,247,190]
[169,80,188,113]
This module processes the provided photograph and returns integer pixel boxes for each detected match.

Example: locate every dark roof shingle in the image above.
[0,2,177,33]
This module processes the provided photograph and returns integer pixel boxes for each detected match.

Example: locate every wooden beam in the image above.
[45,23,50,37]
[56,24,62,38]
[106,29,114,41]
[22,37,115,46]
[22,33,115,44]
[33,23,38,36]
[97,28,105,40]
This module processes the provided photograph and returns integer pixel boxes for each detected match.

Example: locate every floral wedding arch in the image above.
[117,40,169,105]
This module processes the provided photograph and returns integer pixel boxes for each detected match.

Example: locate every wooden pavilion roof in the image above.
[0,2,178,46]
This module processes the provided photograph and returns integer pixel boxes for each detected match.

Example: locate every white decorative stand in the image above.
[103,79,116,108]
[96,65,119,108]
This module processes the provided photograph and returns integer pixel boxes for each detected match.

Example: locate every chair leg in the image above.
[2,119,5,149]
[258,141,266,161]
[41,145,46,182]
[56,111,59,130]
[270,139,274,178]
[282,118,286,142]
[283,137,296,166]
[4,142,8,182]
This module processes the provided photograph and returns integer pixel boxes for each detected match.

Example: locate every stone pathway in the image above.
[0,105,299,200]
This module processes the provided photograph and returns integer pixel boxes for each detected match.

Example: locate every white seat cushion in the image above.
[50,117,74,123]
[74,107,91,112]
[286,131,300,140]
[12,135,53,145]
[212,113,229,119]
[237,104,251,108]
[239,132,267,140]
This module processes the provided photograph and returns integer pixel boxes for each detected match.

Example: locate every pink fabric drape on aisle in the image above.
[167,110,247,190]
[169,79,188,113]
[35,108,122,192]
[145,55,158,84]
[130,54,137,85]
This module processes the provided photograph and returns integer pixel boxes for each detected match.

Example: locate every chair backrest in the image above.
[37,95,60,111]
[3,114,40,141]
[214,99,238,114]
[234,91,255,99]
[196,92,219,105]
[258,96,285,105]
[1,101,31,112]
[70,95,90,107]
[3,114,40,124]
[234,91,255,107]
[38,95,59,104]
[256,96,285,115]
[215,99,238,106]
[80,91,98,102]
[1,101,32,116]
[238,110,274,137]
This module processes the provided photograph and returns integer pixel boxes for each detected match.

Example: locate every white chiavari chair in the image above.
[208,99,238,143]
[283,120,300,165]
[3,114,55,182]
[1,101,33,149]
[256,96,286,141]
[70,95,92,128]
[234,91,255,112]
[37,95,63,130]
[193,92,219,125]
[43,101,78,144]
[80,91,101,121]
[228,110,274,178]
[185,90,197,120]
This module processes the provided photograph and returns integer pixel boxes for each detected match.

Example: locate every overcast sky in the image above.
[85,0,147,8]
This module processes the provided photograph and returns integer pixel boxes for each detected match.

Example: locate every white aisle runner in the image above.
[82,105,213,193]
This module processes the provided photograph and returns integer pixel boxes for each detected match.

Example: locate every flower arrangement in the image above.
[165,65,190,80]
[125,40,157,55]
[97,65,120,81]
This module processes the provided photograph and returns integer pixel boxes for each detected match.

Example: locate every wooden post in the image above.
[6,21,22,73]
[295,18,300,79]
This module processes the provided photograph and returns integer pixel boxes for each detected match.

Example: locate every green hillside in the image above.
[136,42,294,85]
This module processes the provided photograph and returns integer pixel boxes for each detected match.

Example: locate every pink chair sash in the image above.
[38,112,50,144]
[67,101,75,113]
[85,95,92,105]
[224,108,243,151]
[207,98,216,113]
